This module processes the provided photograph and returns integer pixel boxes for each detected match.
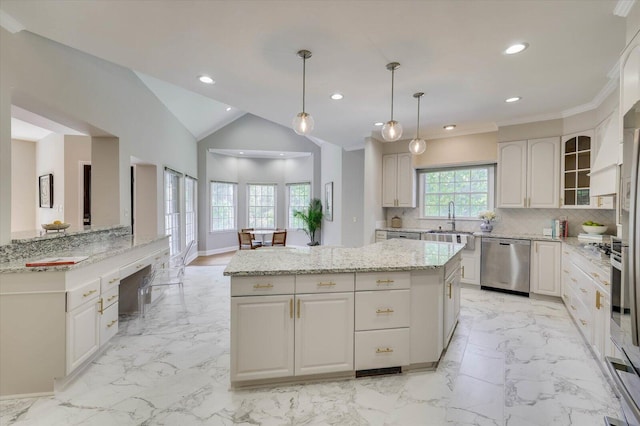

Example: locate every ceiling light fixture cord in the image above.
[390,65,395,121]
[302,52,306,113]
[416,94,420,138]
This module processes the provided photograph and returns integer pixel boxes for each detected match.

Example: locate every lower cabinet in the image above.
[66,297,100,374]
[294,293,354,376]
[531,240,562,296]
[593,288,611,361]
[443,263,461,347]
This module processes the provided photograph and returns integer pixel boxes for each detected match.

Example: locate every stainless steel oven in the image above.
[608,237,640,425]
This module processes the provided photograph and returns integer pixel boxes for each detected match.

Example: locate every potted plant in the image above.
[294,198,323,245]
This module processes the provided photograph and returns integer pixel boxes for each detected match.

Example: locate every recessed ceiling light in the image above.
[505,96,522,103]
[504,43,529,55]
[443,124,456,130]
[239,151,244,155]
[374,122,384,126]
[330,93,344,100]
[198,75,215,84]
[225,107,232,111]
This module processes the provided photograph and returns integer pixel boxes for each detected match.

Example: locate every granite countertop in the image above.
[224,239,465,277]
[562,237,611,274]
[0,234,168,274]
[10,224,129,244]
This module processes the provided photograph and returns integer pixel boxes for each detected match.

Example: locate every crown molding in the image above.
[0,10,25,34]
[614,0,636,17]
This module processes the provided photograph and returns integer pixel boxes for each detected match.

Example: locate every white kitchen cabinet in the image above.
[375,230,387,242]
[530,241,562,297]
[295,292,354,376]
[460,241,481,286]
[621,31,640,116]
[65,278,102,374]
[443,263,460,347]
[590,110,620,200]
[593,288,611,361]
[382,153,416,208]
[230,294,294,382]
[497,138,560,208]
[561,131,595,208]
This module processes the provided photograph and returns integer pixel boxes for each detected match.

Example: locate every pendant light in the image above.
[408,92,427,155]
[381,62,403,142]
[292,49,314,136]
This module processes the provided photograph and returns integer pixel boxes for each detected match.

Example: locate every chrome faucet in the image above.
[447,201,456,231]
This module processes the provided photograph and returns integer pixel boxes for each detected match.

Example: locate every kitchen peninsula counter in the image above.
[226,239,463,388]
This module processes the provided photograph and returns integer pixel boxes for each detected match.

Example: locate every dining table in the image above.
[249,229,275,245]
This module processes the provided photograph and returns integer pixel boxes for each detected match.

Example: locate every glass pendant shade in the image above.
[293,112,314,136]
[409,138,426,155]
[382,120,403,141]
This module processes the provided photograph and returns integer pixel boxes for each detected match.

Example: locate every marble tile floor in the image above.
[1,266,623,426]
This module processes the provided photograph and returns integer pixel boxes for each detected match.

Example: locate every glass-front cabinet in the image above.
[561,131,593,208]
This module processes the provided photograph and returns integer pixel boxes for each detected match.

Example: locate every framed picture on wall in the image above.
[39,174,53,208]
[324,182,333,222]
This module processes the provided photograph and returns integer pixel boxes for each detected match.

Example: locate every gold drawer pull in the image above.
[596,291,602,310]
[563,294,568,299]
[107,295,118,302]
[376,279,395,285]
[253,283,273,289]
[580,288,587,294]
[579,319,587,326]
[155,256,161,261]
[83,289,97,298]
[571,305,576,311]
[108,278,119,284]
[98,298,104,314]
[591,272,600,279]
[289,299,293,319]
[563,269,569,273]
[317,282,336,287]
[376,347,394,354]
[448,282,452,299]
[136,264,144,269]
[376,308,394,314]
[571,278,577,283]
[297,299,301,319]
[107,319,118,328]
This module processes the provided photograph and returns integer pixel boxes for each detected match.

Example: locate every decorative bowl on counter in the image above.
[582,225,608,234]
[42,223,71,232]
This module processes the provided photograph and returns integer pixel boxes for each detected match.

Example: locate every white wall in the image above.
[363,137,385,244]
[10,139,36,232]
[0,28,197,244]
[341,149,364,247]
[133,164,158,237]
[36,133,64,226]
[321,143,342,246]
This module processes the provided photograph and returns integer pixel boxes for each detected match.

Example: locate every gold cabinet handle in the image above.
[253,283,274,289]
[107,294,118,303]
[563,294,569,299]
[136,264,144,269]
[376,347,394,354]
[107,319,118,328]
[596,290,602,310]
[571,305,576,311]
[108,278,119,284]
[571,278,577,283]
[591,272,600,279]
[376,279,395,285]
[83,289,97,298]
[297,299,301,319]
[580,288,587,294]
[448,282,452,299]
[579,319,587,326]
[461,266,465,278]
[602,280,610,286]
[289,299,293,319]
[563,269,569,274]
[98,298,104,314]
[376,308,394,314]
[317,282,336,287]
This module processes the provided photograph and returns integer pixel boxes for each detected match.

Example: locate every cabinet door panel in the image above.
[66,300,100,374]
[497,141,527,208]
[396,153,416,207]
[231,295,294,382]
[295,293,354,376]
[528,137,560,208]
[530,241,561,297]
[355,290,410,331]
[382,154,398,207]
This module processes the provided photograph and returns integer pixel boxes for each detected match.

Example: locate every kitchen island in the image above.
[224,239,464,388]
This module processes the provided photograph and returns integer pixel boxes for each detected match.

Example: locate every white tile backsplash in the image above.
[386,207,616,237]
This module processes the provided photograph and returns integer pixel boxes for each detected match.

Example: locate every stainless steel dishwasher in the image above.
[480,237,531,296]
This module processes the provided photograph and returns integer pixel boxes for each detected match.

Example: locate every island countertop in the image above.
[224,239,464,277]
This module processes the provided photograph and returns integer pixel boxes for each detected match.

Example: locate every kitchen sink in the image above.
[421,231,475,250]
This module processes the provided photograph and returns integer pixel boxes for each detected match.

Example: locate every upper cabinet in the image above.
[497,137,560,208]
[621,32,640,116]
[590,110,620,197]
[382,153,416,208]
[561,131,594,208]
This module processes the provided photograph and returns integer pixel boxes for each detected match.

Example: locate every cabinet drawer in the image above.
[100,269,121,293]
[355,272,410,291]
[355,290,410,331]
[355,328,410,370]
[375,231,387,239]
[101,286,119,310]
[296,273,354,293]
[67,279,101,312]
[120,256,152,279]
[100,302,119,346]
[570,250,611,288]
[151,248,171,267]
[231,275,295,296]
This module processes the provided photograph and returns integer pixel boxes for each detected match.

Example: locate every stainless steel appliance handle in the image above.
[606,356,640,421]
[629,129,640,346]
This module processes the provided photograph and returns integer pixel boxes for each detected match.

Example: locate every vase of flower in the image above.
[480,220,493,232]
[478,211,496,232]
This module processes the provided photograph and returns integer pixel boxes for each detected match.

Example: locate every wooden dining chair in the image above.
[241,228,261,246]
[271,230,287,247]
[238,232,261,250]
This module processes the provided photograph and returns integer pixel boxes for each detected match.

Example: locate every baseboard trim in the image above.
[199,246,237,257]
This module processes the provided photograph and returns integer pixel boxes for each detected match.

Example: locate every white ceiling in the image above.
[10,105,86,141]
[0,1,628,149]
[209,149,312,159]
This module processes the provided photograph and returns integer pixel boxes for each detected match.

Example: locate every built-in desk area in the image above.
[0,226,169,398]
